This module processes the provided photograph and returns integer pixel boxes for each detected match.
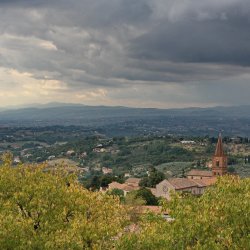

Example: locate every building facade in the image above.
[212,133,228,176]
[156,134,227,200]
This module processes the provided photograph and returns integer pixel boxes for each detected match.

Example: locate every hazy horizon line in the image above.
[0,102,248,111]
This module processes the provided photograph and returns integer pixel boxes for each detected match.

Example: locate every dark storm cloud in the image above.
[1,0,250,107]
[0,0,154,88]
[0,0,48,7]
[129,6,250,65]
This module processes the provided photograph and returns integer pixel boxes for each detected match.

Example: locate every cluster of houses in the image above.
[108,134,228,200]
[108,178,142,196]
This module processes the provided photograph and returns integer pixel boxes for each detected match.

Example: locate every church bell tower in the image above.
[212,133,228,176]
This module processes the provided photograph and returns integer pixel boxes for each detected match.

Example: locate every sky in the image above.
[0,0,250,108]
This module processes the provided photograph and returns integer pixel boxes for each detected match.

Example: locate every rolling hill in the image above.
[0,103,250,136]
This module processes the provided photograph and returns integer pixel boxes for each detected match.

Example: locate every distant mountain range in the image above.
[1,103,250,119]
[0,102,86,111]
[0,103,250,136]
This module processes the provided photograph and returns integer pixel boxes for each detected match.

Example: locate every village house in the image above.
[102,167,113,174]
[180,140,196,145]
[24,153,32,158]
[108,177,141,196]
[79,152,87,158]
[13,156,21,164]
[125,178,141,187]
[156,134,227,200]
[48,155,56,161]
[93,147,106,153]
[186,170,213,180]
[124,173,131,178]
[155,177,216,200]
[66,150,75,157]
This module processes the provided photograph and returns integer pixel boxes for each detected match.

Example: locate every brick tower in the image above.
[212,133,228,176]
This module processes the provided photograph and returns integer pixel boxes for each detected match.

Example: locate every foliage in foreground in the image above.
[0,153,249,249]
[0,160,129,249]
[108,187,159,206]
[139,167,165,188]
[117,176,250,250]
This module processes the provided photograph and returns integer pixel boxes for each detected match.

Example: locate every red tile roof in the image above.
[159,176,217,190]
[108,182,124,190]
[125,178,141,185]
[193,177,217,187]
[123,184,139,192]
[108,182,139,192]
[187,170,213,177]
[168,178,198,190]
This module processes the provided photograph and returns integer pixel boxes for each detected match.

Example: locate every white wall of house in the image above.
[156,180,205,199]
[155,180,175,200]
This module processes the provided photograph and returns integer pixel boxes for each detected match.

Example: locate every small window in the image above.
[163,186,168,193]
[216,161,220,167]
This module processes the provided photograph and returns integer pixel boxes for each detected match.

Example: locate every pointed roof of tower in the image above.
[215,133,225,156]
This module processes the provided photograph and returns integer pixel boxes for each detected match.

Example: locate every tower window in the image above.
[216,161,220,167]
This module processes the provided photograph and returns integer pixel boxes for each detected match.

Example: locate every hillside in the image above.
[1,104,250,136]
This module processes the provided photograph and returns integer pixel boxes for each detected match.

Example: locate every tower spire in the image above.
[214,133,225,157]
[212,133,227,176]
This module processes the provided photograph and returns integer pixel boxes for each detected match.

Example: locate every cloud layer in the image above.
[0,0,250,108]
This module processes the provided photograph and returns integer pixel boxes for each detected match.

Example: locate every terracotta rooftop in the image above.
[108,182,139,192]
[125,178,141,186]
[168,178,198,190]
[108,182,124,190]
[122,184,139,192]
[193,177,217,187]
[187,170,213,177]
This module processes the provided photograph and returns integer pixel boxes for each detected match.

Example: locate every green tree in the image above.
[140,167,165,188]
[117,176,250,249]
[0,161,129,249]
[87,175,101,190]
[108,188,125,202]
[228,166,236,173]
[100,174,114,187]
[134,188,158,206]
[124,191,146,206]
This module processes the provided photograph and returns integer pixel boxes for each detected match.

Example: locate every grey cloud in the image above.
[129,2,250,66]
[1,0,250,107]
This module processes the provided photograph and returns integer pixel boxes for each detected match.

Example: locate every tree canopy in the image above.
[133,188,158,206]
[0,159,128,249]
[139,167,165,188]
[0,153,249,249]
